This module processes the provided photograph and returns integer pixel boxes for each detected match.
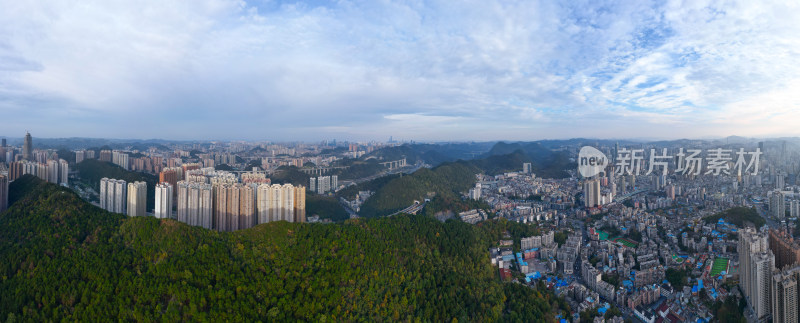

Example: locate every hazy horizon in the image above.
[0,133,796,145]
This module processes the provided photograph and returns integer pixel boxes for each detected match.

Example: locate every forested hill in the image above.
[482,142,573,179]
[358,161,481,218]
[0,175,563,322]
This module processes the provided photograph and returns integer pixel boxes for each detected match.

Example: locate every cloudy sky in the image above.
[2,0,800,141]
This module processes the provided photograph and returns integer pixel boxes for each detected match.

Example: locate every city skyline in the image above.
[2,1,800,141]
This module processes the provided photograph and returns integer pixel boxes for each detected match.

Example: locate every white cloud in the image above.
[0,0,799,140]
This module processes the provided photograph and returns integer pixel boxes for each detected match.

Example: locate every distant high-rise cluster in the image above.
[100,178,127,214]
[8,159,69,185]
[174,178,305,231]
[241,171,270,184]
[127,181,147,217]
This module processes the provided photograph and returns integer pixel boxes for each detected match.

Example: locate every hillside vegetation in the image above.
[702,207,765,228]
[0,175,562,322]
[482,142,573,178]
[358,162,480,218]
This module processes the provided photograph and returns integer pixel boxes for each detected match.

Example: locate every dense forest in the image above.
[75,158,158,211]
[0,175,563,322]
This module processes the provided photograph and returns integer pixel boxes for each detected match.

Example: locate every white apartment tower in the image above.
[100,178,127,214]
[154,183,173,219]
[127,181,147,217]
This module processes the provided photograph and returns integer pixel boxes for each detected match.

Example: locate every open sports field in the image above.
[613,237,638,248]
[710,257,729,277]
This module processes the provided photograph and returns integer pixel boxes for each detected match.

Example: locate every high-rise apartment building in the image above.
[46,160,59,184]
[772,190,786,219]
[154,183,173,219]
[523,163,532,174]
[100,178,127,214]
[22,132,32,161]
[740,228,775,321]
[776,173,786,190]
[176,181,213,229]
[112,151,129,170]
[772,269,798,323]
[99,150,112,162]
[213,183,258,231]
[75,150,85,164]
[317,176,331,194]
[5,149,15,165]
[59,159,68,185]
[159,169,179,191]
[309,177,316,192]
[127,181,147,217]
[0,174,8,213]
[770,229,800,270]
[752,252,776,320]
[257,184,306,223]
[583,178,601,208]
[239,184,258,229]
[8,161,23,181]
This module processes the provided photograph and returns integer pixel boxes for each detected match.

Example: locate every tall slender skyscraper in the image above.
[22,132,32,161]
[0,174,8,213]
[59,159,69,185]
[127,181,147,217]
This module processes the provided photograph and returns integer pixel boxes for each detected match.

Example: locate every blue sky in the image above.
[1,0,799,141]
